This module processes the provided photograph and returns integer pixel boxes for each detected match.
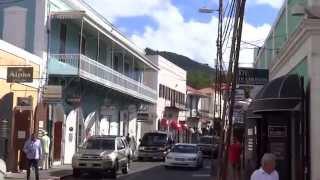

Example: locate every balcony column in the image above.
[122,50,125,74]
[97,31,100,61]
[111,42,114,69]
[78,18,84,73]
[131,56,134,79]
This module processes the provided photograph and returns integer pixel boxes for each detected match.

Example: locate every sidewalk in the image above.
[4,165,72,180]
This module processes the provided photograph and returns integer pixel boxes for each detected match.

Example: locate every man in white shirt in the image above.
[250,153,279,180]
[40,131,50,170]
[23,133,42,180]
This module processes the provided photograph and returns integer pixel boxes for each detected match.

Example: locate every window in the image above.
[84,139,115,150]
[113,56,119,71]
[59,23,67,54]
[159,85,163,97]
[165,87,170,100]
[117,139,125,150]
[182,94,185,105]
[124,63,130,76]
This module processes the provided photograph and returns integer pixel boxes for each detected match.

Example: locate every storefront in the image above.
[0,40,44,172]
[244,74,308,180]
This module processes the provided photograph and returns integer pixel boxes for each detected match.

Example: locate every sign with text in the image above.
[7,67,33,83]
[43,85,62,103]
[268,126,287,138]
[238,68,268,85]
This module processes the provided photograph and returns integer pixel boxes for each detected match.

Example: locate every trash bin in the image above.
[0,158,6,179]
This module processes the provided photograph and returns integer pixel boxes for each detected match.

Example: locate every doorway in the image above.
[12,110,31,171]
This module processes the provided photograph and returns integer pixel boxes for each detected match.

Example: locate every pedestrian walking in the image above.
[126,133,131,144]
[250,153,279,180]
[228,136,241,180]
[23,132,42,180]
[40,131,50,170]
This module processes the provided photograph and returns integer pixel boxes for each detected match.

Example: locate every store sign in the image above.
[238,68,268,85]
[268,126,287,137]
[43,85,62,103]
[137,112,157,122]
[7,67,33,83]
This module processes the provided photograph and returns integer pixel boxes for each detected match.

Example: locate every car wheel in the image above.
[110,161,118,179]
[73,169,81,177]
[122,161,129,174]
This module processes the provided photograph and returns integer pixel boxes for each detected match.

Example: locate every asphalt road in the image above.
[62,159,216,180]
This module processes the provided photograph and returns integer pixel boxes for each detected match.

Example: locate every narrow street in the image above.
[62,159,214,180]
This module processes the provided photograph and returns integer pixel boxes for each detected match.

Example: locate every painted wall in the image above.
[254,0,306,69]
[0,0,36,53]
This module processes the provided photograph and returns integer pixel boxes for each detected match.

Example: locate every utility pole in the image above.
[212,0,223,177]
[218,0,247,179]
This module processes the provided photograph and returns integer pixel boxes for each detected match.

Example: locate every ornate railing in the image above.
[49,54,157,103]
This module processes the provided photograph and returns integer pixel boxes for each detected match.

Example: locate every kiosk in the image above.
[244,74,308,180]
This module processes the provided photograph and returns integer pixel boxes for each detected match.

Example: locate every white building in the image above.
[147,55,187,142]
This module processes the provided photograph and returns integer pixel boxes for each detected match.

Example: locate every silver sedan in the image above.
[164,143,203,169]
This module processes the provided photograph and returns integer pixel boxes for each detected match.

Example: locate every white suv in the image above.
[72,135,129,178]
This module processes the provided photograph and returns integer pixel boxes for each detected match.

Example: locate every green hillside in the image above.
[145,48,216,89]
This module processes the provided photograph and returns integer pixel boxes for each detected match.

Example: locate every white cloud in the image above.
[84,0,168,22]
[255,0,284,9]
[86,0,271,68]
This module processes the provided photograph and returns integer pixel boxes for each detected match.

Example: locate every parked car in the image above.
[120,137,132,162]
[138,131,173,161]
[197,136,218,158]
[72,135,129,178]
[164,143,203,169]
[128,136,138,161]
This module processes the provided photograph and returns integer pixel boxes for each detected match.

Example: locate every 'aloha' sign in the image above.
[7,67,33,83]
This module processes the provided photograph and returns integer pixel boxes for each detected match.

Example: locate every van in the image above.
[137,131,173,161]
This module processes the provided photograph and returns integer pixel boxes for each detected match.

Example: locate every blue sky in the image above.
[85,0,284,67]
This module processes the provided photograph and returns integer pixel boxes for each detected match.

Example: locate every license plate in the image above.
[175,158,184,161]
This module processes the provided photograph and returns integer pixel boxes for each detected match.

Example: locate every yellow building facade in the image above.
[0,40,44,172]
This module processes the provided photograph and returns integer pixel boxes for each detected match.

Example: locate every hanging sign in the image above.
[238,68,268,85]
[7,67,33,83]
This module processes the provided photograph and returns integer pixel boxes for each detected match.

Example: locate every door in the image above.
[53,121,62,161]
[116,138,127,166]
[13,110,31,171]
[63,110,77,164]
[265,113,291,180]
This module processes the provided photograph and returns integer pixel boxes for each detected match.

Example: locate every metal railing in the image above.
[49,54,157,102]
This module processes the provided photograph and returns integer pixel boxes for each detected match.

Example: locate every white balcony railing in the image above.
[49,54,157,103]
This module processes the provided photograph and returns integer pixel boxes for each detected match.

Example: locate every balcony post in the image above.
[132,56,135,80]
[122,50,125,74]
[78,18,84,74]
[111,42,114,69]
[97,30,100,62]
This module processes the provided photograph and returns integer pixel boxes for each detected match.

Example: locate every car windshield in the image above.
[141,133,167,146]
[172,145,197,153]
[84,139,115,150]
[199,137,213,144]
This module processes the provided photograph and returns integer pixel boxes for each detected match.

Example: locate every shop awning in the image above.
[250,74,303,113]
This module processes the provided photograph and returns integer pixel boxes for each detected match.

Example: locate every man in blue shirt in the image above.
[23,133,42,180]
